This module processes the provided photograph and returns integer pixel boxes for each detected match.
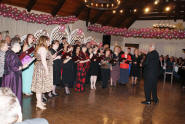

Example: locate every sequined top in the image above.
[0,50,6,77]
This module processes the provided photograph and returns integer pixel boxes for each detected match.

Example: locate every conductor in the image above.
[141,44,160,104]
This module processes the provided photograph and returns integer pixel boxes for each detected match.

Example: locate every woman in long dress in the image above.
[75,45,90,92]
[2,37,28,104]
[31,36,53,110]
[49,40,61,96]
[119,50,132,85]
[72,45,80,85]
[22,34,35,96]
[130,49,141,85]
[110,46,120,86]
[62,45,74,95]
[100,49,111,88]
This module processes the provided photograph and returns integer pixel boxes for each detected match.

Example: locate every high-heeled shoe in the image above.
[93,85,96,90]
[66,89,71,95]
[52,92,59,96]
[36,104,46,110]
[65,87,70,95]
[90,83,94,90]
[41,102,46,106]
[48,93,54,98]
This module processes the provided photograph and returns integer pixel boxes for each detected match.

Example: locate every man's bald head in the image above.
[149,43,155,52]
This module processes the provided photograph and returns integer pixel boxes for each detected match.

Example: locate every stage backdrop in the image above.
[0,4,184,57]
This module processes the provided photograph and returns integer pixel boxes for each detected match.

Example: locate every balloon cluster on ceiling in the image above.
[88,24,185,39]
[0,4,78,25]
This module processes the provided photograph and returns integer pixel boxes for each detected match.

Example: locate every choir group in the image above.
[0,33,184,110]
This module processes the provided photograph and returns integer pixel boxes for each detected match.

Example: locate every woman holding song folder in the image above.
[2,37,30,105]
[21,34,35,96]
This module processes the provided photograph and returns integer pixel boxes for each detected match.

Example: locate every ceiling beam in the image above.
[91,11,105,24]
[140,12,185,17]
[74,4,85,17]
[114,15,126,27]
[102,14,115,26]
[26,0,37,12]
[88,0,132,26]
[174,0,180,22]
[86,8,91,26]
[52,0,66,17]
[114,9,132,27]
[138,16,185,20]
[105,0,135,27]
[120,0,152,28]
[125,17,137,28]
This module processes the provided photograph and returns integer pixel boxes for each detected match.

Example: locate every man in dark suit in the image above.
[142,44,160,104]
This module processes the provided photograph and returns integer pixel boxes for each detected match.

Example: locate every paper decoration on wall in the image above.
[69,29,85,45]
[50,25,70,43]
[34,29,50,43]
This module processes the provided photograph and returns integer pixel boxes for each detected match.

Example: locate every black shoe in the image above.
[141,101,151,104]
[42,97,47,103]
[152,99,159,104]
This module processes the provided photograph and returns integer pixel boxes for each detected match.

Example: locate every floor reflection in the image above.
[22,96,32,120]
[141,105,156,124]
[35,109,45,118]
[102,114,116,124]
[88,90,96,104]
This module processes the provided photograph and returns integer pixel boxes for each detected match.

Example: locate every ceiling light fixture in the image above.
[84,0,121,10]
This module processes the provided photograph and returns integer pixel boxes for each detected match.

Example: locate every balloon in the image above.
[78,29,83,35]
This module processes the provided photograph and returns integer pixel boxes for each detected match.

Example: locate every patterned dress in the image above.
[31,49,53,93]
[75,52,89,92]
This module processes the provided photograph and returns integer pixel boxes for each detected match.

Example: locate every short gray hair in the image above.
[0,88,22,124]
[150,43,156,49]
[10,37,20,48]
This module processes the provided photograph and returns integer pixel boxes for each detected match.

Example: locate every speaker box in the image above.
[103,35,111,46]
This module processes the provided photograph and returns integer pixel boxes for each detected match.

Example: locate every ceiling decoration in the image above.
[0,3,78,25]
[88,24,185,39]
[84,0,121,10]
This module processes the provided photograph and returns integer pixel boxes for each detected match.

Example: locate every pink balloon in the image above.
[78,29,83,35]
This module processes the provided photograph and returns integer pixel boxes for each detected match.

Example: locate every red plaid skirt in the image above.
[75,63,88,92]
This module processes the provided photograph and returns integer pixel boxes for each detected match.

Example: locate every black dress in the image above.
[89,53,99,76]
[50,48,61,85]
[62,59,74,87]
[130,55,141,77]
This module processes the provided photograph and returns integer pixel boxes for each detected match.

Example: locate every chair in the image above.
[163,65,174,84]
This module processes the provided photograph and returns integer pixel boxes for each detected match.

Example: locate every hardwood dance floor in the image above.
[22,80,185,124]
